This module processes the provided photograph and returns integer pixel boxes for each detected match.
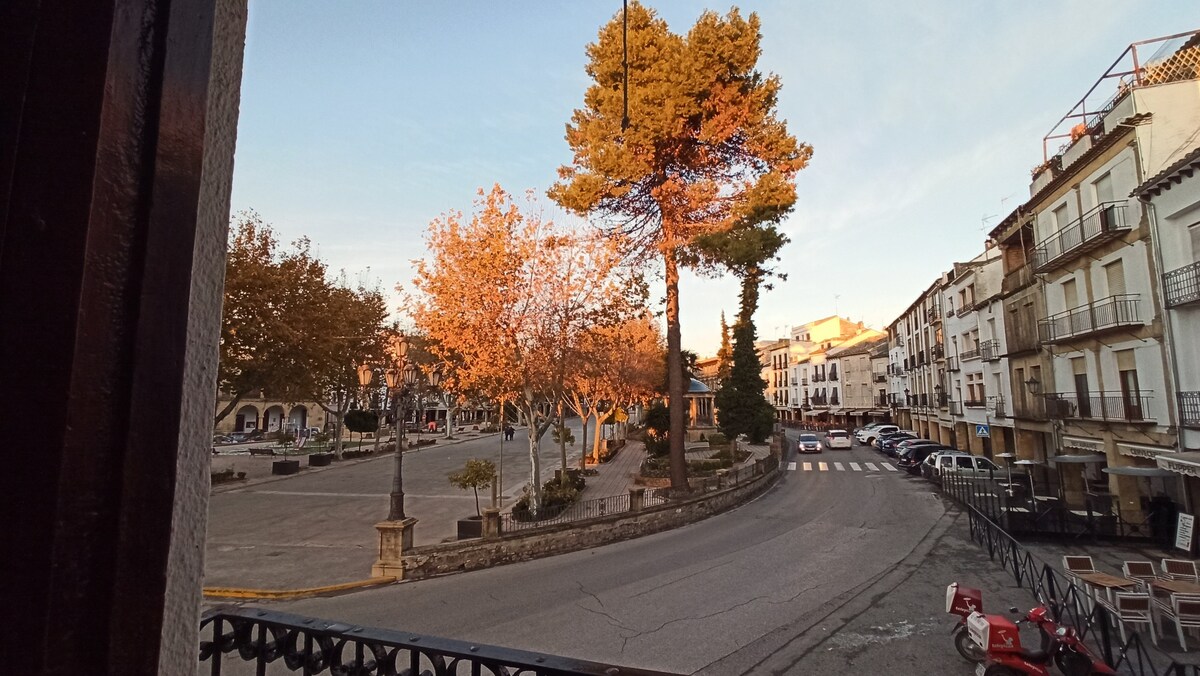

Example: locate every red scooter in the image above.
[967,604,1116,676]
[947,582,987,661]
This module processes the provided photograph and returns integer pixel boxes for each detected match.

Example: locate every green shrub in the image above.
[707,432,728,446]
[688,459,727,474]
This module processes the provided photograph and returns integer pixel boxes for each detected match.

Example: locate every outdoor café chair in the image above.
[1063,555,1098,579]
[1162,559,1200,583]
[1097,592,1156,645]
[1170,596,1200,651]
[1124,561,1162,591]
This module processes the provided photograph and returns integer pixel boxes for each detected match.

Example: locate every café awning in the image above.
[1061,436,1103,453]
[1050,454,1107,464]
[1157,452,1200,479]
[1103,466,1178,478]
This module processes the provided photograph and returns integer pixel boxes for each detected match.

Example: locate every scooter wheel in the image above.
[953,626,986,662]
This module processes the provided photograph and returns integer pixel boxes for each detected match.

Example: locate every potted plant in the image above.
[447,458,497,539]
[271,429,301,475]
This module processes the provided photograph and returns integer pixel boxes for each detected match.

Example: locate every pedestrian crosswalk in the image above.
[787,460,899,473]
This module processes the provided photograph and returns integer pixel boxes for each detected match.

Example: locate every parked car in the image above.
[932,452,1000,480]
[853,422,889,443]
[890,438,940,458]
[825,429,853,450]
[873,429,916,451]
[896,445,947,473]
[797,433,821,454]
[857,423,897,446]
[877,433,917,454]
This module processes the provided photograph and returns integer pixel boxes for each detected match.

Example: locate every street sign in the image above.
[1177,513,1195,552]
[975,424,990,438]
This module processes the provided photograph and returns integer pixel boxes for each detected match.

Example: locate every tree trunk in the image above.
[579,413,589,470]
[592,415,604,464]
[664,251,689,491]
[558,401,568,488]
[213,393,243,426]
[527,420,541,513]
[445,404,458,438]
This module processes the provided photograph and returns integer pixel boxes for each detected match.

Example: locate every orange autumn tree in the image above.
[550,3,811,491]
[409,185,638,513]
[564,314,665,464]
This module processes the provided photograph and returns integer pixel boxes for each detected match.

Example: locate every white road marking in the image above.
[833,462,845,471]
[803,462,812,471]
[818,462,828,471]
[850,462,862,471]
[865,462,879,471]
[787,461,797,471]
[882,464,899,472]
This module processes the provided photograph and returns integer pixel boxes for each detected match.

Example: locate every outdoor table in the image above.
[1151,579,1200,595]
[1077,571,1138,607]
[1033,495,1059,502]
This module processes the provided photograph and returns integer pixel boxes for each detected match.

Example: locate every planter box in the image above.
[456,516,483,540]
[271,459,300,475]
[308,452,333,467]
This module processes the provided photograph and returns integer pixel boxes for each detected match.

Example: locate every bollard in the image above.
[629,487,645,512]
[482,508,501,538]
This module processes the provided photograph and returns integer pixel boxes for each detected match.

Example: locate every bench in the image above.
[249,446,275,456]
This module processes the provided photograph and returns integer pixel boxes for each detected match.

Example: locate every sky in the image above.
[230,1,1199,357]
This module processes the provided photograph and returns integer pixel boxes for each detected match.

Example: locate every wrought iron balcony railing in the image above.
[873,373,887,383]
[1164,261,1200,308]
[1180,391,1200,428]
[927,304,942,322]
[1043,391,1154,422]
[1032,201,1133,272]
[979,339,1002,361]
[931,343,945,359]
[964,399,986,408]
[991,397,1007,419]
[200,607,677,676]
[1037,294,1141,343]
[936,392,949,408]
[877,395,890,407]
[947,356,959,372]
[960,347,981,361]
[813,374,826,382]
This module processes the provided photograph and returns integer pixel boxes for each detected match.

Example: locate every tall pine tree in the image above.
[715,320,774,443]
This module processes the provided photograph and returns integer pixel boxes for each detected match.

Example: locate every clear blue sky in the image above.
[231,1,1198,356]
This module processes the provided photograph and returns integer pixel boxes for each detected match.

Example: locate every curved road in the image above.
[272,432,1006,674]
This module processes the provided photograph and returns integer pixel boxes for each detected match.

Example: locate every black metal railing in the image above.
[1180,392,1200,428]
[979,339,1002,361]
[1032,201,1133,271]
[931,343,945,359]
[200,606,683,676]
[1164,261,1200,308]
[961,346,981,361]
[1043,391,1154,422]
[936,392,949,408]
[991,397,1007,419]
[1038,294,1141,343]
[964,398,985,408]
[813,373,826,382]
[873,373,886,383]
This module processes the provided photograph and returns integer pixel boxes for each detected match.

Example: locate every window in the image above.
[1062,278,1079,309]
[955,456,974,469]
[1190,223,1200,260]
[1053,203,1070,231]
[1072,356,1090,417]
[1015,367,1026,409]
[1093,172,1114,204]
[1104,259,1126,297]
[1117,349,1142,420]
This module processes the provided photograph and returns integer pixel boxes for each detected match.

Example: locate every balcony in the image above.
[1180,392,1200,428]
[1164,261,1200,308]
[877,395,890,407]
[946,356,959,372]
[931,343,945,359]
[890,393,906,407]
[830,395,841,406]
[873,373,887,383]
[1012,397,1047,420]
[1037,294,1141,344]
[960,346,981,361]
[991,397,1007,419]
[927,304,942,323]
[936,392,949,408]
[830,370,839,382]
[1044,391,1155,422]
[1002,263,1034,296]
[813,374,826,382]
[964,399,986,408]
[948,401,963,416]
[1032,202,1133,272]
[980,339,1002,361]
[801,377,808,385]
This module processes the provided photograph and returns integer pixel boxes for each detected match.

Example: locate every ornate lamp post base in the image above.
[371,517,418,578]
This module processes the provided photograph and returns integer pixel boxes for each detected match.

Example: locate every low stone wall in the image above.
[398,451,781,580]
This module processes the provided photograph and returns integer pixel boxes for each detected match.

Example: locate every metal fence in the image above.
[199,606,683,676]
[940,471,1167,546]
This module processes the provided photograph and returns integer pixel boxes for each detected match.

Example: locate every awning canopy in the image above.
[1050,454,1108,464]
[845,409,862,415]
[1061,436,1104,453]
[803,409,826,418]
[866,410,889,416]
[1104,466,1178,478]
[828,409,843,415]
[1157,452,1200,478]
[1118,443,1172,460]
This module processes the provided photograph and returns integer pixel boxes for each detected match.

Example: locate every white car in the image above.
[825,429,853,450]
[853,422,888,444]
[860,424,899,446]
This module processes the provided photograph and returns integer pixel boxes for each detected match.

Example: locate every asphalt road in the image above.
[262,432,1032,674]
[204,418,594,588]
